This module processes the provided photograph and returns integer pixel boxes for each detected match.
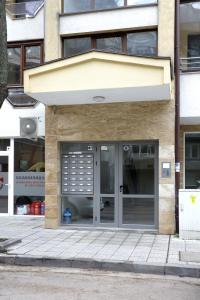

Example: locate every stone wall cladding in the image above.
[45,101,175,234]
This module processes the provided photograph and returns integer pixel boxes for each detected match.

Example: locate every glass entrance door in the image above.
[119,143,157,228]
[97,142,157,228]
[0,156,9,214]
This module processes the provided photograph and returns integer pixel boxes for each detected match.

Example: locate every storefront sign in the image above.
[0,172,45,196]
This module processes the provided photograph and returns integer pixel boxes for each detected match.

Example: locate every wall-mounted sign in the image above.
[0,172,45,196]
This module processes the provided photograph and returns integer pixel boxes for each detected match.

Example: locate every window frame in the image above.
[7,40,44,87]
[62,29,158,58]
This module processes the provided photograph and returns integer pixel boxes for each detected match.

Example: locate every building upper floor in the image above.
[180,0,200,124]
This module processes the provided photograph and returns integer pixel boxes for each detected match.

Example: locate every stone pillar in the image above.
[45,106,59,229]
[44,0,62,62]
[158,0,175,61]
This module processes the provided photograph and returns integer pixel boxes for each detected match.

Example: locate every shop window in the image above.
[7,41,43,86]
[14,138,45,216]
[185,133,200,189]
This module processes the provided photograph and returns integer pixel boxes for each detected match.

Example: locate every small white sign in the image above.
[101,146,108,151]
[163,163,170,169]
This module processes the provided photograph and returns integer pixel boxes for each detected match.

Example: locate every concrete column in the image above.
[44,0,62,62]
[158,0,175,60]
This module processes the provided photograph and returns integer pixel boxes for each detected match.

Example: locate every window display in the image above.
[14,138,45,215]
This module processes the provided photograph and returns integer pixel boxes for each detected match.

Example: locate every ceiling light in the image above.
[92,96,105,103]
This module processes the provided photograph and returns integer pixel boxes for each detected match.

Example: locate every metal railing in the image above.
[180,57,200,72]
[6,0,44,19]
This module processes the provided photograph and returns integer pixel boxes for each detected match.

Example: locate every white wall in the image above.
[180,73,200,125]
[60,6,157,36]
[0,100,45,137]
[7,7,44,42]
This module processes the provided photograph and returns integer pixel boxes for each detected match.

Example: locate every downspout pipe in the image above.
[175,0,180,234]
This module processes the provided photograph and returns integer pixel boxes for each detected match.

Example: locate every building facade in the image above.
[1,0,199,235]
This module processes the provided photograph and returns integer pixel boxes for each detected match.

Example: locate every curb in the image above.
[0,255,200,278]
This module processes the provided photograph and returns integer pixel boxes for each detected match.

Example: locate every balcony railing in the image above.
[62,0,157,14]
[180,57,200,72]
[6,0,44,19]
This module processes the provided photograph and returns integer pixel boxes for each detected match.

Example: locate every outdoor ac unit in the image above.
[20,117,37,138]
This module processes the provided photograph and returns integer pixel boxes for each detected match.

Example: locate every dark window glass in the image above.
[96,36,122,52]
[25,45,41,68]
[100,145,115,194]
[188,35,200,69]
[185,134,200,189]
[122,144,155,195]
[127,31,157,56]
[8,48,21,85]
[0,139,10,151]
[95,0,123,9]
[63,37,91,57]
[63,0,92,13]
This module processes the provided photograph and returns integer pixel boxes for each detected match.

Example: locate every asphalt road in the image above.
[0,265,199,300]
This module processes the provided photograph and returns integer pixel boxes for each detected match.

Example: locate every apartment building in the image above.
[3,0,198,235]
[22,0,175,234]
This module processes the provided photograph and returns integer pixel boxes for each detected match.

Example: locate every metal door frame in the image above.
[94,141,158,229]
[94,143,119,227]
[118,141,158,229]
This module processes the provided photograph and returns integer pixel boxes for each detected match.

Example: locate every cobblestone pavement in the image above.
[0,216,200,266]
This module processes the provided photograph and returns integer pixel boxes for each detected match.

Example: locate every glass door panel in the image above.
[99,145,117,225]
[0,156,9,214]
[119,143,156,228]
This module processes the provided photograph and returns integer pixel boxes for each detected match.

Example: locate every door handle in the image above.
[120,185,124,193]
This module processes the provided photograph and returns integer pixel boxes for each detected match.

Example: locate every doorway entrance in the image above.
[61,142,158,229]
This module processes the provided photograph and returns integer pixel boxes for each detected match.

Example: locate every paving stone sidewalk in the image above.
[0,216,200,269]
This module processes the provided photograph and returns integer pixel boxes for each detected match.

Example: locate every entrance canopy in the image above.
[24,51,172,105]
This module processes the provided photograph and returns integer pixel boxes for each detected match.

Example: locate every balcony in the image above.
[180,1,200,73]
[6,0,44,19]
[6,1,44,42]
[180,1,200,124]
[60,0,158,36]
[180,72,200,124]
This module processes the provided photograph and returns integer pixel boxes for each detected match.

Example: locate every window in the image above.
[62,0,157,14]
[7,41,43,86]
[185,133,200,189]
[127,31,157,56]
[96,36,122,52]
[63,37,91,57]
[63,31,157,58]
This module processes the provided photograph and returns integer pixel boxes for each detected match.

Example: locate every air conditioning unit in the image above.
[20,117,37,138]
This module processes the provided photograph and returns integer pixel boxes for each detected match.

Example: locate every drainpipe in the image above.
[175,0,180,234]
